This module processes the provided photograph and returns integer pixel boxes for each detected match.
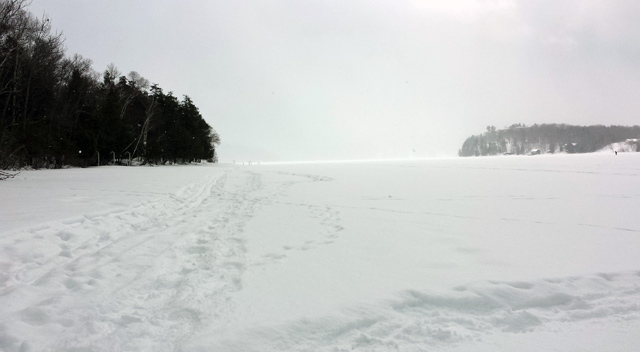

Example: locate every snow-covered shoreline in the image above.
[2,154,640,351]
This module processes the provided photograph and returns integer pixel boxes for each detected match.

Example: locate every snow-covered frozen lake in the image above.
[1,153,640,351]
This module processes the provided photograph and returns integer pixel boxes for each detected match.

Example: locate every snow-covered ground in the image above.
[1,154,640,351]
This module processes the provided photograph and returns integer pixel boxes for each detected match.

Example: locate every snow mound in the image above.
[191,272,640,351]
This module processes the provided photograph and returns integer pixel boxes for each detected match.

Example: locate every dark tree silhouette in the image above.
[0,1,219,168]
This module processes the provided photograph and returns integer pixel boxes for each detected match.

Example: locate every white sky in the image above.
[28,0,640,162]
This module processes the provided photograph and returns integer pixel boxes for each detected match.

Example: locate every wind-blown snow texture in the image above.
[1,154,640,351]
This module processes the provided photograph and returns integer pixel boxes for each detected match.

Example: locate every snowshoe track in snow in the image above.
[0,169,268,351]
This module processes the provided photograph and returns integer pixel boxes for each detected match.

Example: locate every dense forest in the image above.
[0,0,219,169]
[459,124,640,157]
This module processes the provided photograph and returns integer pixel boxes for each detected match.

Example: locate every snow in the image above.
[598,141,638,153]
[1,154,640,351]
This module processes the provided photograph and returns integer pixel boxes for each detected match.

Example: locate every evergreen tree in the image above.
[0,2,220,168]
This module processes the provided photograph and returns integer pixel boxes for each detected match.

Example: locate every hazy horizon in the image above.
[28,0,640,162]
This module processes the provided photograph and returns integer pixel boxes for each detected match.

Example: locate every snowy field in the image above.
[1,153,640,351]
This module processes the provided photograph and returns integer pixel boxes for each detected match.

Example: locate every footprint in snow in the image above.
[262,253,286,261]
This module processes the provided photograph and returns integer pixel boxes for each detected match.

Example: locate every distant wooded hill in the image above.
[459,124,640,157]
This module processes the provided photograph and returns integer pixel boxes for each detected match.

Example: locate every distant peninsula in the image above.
[459,124,640,157]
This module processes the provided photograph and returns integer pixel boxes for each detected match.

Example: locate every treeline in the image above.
[459,123,640,157]
[0,0,219,169]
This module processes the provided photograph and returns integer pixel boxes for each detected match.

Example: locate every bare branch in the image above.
[0,170,19,180]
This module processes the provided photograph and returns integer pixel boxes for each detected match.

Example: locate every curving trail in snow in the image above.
[1,154,640,351]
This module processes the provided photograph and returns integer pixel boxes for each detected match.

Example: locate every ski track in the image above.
[0,168,271,351]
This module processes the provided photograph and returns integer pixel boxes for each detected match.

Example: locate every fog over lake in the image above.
[28,0,640,161]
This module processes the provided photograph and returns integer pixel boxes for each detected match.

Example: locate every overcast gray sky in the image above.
[28,0,640,162]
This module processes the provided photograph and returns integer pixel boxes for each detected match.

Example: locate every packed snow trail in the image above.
[0,167,275,351]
